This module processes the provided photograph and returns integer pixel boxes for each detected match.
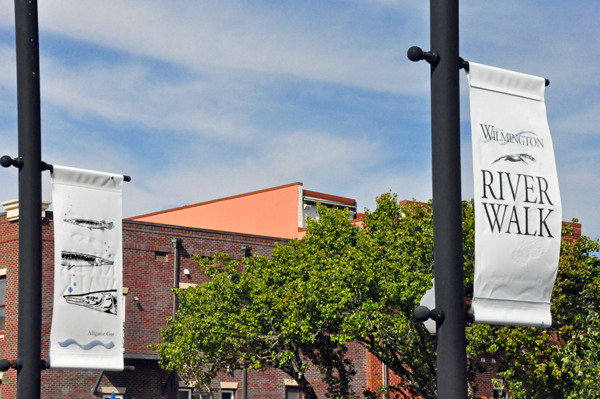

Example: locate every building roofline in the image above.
[123,218,291,242]
[302,190,356,206]
[127,182,304,220]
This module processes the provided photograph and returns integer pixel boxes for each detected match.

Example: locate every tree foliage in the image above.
[468,222,600,398]
[155,193,600,399]
[154,251,355,399]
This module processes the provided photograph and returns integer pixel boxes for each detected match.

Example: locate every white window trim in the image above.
[221,389,236,399]
[179,388,193,399]
[100,386,126,394]
[179,282,198,289]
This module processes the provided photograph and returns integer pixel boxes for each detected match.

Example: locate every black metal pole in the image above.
[172,238,182,318]
[241,245,251,399]
[242,367,248,399]
[430,1,468,398]
[14,0,43,397]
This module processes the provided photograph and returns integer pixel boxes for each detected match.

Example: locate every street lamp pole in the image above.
[14,0,43,397]
[409,1,468,398]
[429,1,467,398]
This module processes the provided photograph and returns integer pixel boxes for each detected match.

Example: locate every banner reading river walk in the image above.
[49,166,124,370]
[467,63,561,328]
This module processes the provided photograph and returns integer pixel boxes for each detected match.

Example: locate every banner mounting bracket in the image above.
[459,58,550,86]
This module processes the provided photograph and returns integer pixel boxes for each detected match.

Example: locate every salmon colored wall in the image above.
[132,184,301,239]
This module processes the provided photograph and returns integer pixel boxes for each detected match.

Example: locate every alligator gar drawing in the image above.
[63,290,117,315]
[64,218,114,231]
[492,153,536,165]
[61,251,114,270]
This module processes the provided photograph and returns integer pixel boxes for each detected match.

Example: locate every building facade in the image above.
[129,182,359,239]
[0,185,583,398]
[0,209,310,398]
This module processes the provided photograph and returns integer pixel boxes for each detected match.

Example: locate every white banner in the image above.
[468,63,561,328]
[50,166,124,370]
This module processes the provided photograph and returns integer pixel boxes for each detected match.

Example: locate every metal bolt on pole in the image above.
[14,0,43,397]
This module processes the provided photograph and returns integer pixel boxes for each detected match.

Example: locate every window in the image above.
[179,389,192,399]
[492,389,508,399]
[221,389,235,399]
[155,252,168,262]
[286,387,301,399]
[0,276,6,332]
[492,379,508,399]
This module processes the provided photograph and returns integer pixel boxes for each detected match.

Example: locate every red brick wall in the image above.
[205,342,369,399]
[0,213,19,398]
[366,352,414,398]
[0,213,289,398]
[562,221,582,242]
[1,210,582,398]
[473,353,506,399]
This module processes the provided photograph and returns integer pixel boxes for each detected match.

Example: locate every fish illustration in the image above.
[64,218,114,231]
[61,251,114,270]
[492,153,536,165]
[63,290,117,315]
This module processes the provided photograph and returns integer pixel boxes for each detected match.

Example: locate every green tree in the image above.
[154,251,356,399]
[468,222,600,399]
[155,193,600,399]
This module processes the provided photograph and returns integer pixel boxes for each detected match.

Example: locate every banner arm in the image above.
[42,162,132,181]
[459,58,550,86]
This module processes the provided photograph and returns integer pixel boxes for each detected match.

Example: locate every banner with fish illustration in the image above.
[50,166,124,370]
[467,62,561,328]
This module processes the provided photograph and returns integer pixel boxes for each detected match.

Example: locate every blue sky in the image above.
[1,1,599,238]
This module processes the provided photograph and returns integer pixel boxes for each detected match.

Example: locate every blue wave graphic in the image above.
[58,339,115,350]
[482,130,540,146]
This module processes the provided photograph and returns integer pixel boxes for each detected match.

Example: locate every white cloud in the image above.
[122,130,385,216]
[1,0,600,240]
[0,44,17,92]
[37,55,269,142]
[551,101,600,136]
[557,147,600,239]
[25,0,428,95]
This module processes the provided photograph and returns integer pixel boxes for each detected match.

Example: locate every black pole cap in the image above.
[0,155,22,169]
[414,305,445,323]
[407,46,439,65]
[465,311,475,324]
[0,359,11,372]
[0,359,19,371]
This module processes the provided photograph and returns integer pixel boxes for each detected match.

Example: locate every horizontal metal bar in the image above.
[41,162,131,182]
[459,58,550,86]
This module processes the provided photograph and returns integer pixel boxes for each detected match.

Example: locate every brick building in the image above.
[0,184,377,399]
[0,184,583,398]
[0,208,322,398]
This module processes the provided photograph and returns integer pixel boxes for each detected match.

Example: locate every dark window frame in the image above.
[285,386,302,399]
[0,276,6,333]
[221,389,236,399]
[179,388,193,399]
